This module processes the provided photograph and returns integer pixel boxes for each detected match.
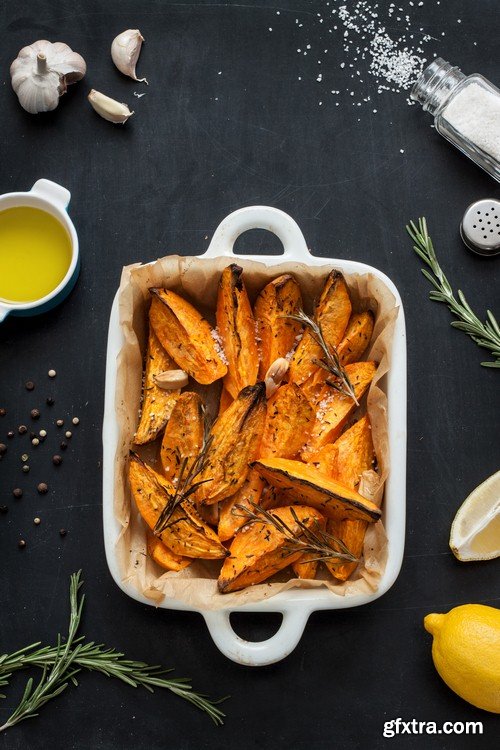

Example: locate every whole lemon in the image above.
[424,604,500,713]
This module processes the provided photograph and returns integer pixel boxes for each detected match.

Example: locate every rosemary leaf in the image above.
[406,218,500,368]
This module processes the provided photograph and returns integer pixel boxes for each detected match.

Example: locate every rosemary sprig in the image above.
[407,217,500,368]
[287,310,359,403]
[236,502,358,564]
[0,572,226,732]
[154,424,213,534]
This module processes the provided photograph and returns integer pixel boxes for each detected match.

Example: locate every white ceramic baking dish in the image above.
[102,206,407,667]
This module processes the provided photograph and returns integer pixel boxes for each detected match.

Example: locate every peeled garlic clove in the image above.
[88,89,134,124]
[111,29,147,83]
[264,358,289,399]
[153,370,189,390]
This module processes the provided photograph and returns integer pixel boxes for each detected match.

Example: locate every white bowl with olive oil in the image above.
[0,179,79,321]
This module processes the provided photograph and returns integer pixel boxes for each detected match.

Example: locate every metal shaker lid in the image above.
[461,199,500,256]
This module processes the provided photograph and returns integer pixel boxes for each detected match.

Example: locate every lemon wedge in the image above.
[450,470,500,561]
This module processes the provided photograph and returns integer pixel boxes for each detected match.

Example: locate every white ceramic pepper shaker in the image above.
[411,58,500,182]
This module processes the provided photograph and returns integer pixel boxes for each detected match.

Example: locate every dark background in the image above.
[1,1,499,748]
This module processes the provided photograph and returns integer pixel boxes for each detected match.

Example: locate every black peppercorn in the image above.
[0,443,7,456]
[18,539,26,548]
[0,408,6,417]
[25,381,35,391]
[13,488,23,499]
[52,454,63,466]
[30,409,41,420]
[46,397,55,406]
[18,425,27,435]
[59,528,67,537]
[60,441,68,451]
[7,431,14,439]
[0,505,8,514]
[37,482,48,495]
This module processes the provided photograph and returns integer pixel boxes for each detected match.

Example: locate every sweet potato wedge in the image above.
[159,392,204,483]
[134,327,180,445]
[149,288,227,385]
[218,469,264,542]
[259,383,314,459]
[251,457,381,522]
[129,453,227,559]
[216,264,259,399]
[218,505,324,593]
[196,383,267,505]
[324,416,375,581]
[292,554,319,580]
[289,271,352,385]
[218,384,233,416]
[302,361,377,457]
[254,274,303,379]
[147,532,191,572]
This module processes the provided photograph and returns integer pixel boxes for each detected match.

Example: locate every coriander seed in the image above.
[56,419,64,427]
[72,417,80,425]
[32,437,40,446]
[52,454,62,466]
[21,453,29,462]
[59,528,67,537]
[0,407,6,416]
[22,465,30,473]
[39,429,47,438]
[48,369,56,378]
[30,409,40,420]
[65,431,72,439]
[18,425,27,435]
[34,517,41,525]
[25,381,35,391]
[18,539,26,549]
[37,482,48,494]
[7,431,14,439]
[0,443,7,456]
[13,488,23,499]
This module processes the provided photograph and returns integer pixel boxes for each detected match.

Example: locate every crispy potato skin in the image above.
[289,271,352,385]
[302,361,377,457]
[259,383,314,460]
[218,469,264,542]
[216,264,259,399]
[159,392,204,483]
[254,274,303,379]
[128,454,227,559]
[149,288,227,385]
[251,457,381,522]
[324,416,375,581]
[218,505,324,593]
[134,327,180,445]
[196,383,267,505]
[147,533,191,572]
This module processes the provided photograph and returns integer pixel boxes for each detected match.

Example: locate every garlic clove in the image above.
[111,29,148,83]
[264,358,290,399]
[87,89,134,124]
[153,370,189,390]
[10,40,86,114]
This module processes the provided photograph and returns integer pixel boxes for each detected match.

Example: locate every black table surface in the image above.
[1,1,499,748]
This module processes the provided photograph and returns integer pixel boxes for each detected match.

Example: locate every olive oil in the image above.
[0,206,72,303]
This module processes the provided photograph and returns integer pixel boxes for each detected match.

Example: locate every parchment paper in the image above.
[113,254,398,609]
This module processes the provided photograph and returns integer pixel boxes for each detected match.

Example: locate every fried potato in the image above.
[259,383,314,459]
[149,288,227,384]
[159,392,204,483]
[254,274,303,379]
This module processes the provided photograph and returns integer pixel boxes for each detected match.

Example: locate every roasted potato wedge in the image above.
[149,288,227,385]
[134,327,180,445]
[254,274,303,379]
[324,416,375,581]
[289,271,352,385]
[302,361,377,457]
[251,457,381,522]
[216,264,259,399]
[129,453,227,559]
[259,383,314,459]
[218,469,264,542]
[147,533,191,572]
[159,392,204,483]
[218,505,324,593]
[196,383,267,505]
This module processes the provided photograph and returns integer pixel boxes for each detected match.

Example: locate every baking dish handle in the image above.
[201,206,312,263]
[203,608,310,666]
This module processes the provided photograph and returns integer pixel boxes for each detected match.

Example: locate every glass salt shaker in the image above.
[411,58,500,182]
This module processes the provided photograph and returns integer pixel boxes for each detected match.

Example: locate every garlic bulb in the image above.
[10,40,86,114]
[111,29,147,83]
[88,89,134,124]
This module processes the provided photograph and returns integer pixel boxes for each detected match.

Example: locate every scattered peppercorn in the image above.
[18,539,26,549]
[32,437,40,446]
[72,417,80,425]
[46,397,55,406]
[25,381,35,391]
[39,429,47,438]
[13,488,23,499]
[34,517,41,525]
[0,408,6,417]
[37,482,48,494]
[0,443,7,456]
[56,419,64,427]
[65,431,72,439]
[59,528,67,537]
[60,441,68,451]
[30,409,40,420]
[0,505,8,514]
[21,453,29,462]
[22,465,30,473]
[7,431,14,439]
[48,369,56,378]
[18,425,27,435]
[52,454,63,466]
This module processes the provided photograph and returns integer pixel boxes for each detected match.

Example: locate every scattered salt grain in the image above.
[210,328,228,365]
